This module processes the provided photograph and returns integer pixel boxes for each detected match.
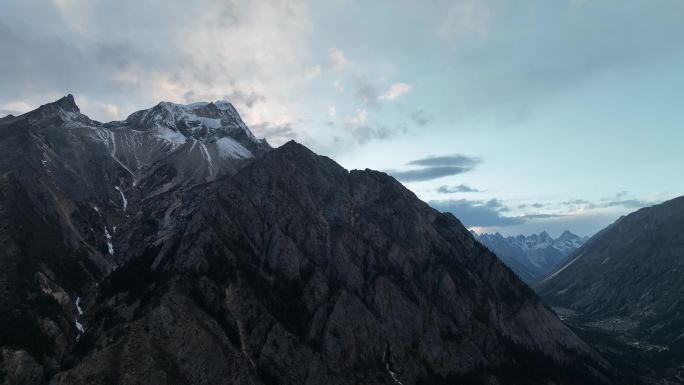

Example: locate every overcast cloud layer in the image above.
[2,0,683,236]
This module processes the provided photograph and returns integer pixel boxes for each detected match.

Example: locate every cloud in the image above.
[431,199,524,227]
[474,210,621,238]
[601,199,652,209]
[407,154,482,168]
[521,213,568,219]
[558,194,654,210]
[0,101,32,116]
[389,153,482,182]
[518,202,548,210]
[354,80,380,105]
[438,0,491,42]
[329,48,349,71]
[390,167,475,182]
[249,121,297,146]
[380,82,412,100]
[0,0,315,129]
[518,193,655,214]
[437,184,480,193]
[432,190,663,237]
[430,2,684,123]
[350,123,408,145]
[347,108,367,126]
[3,0,683,154]
[410,110,433,126]
[222,90,266,109]
[303,65,322,80]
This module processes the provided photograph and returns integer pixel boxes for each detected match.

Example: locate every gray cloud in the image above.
[435,2,684,122]
[437,184,480,193]
[431,193,656,231]
[250,122,297,146]
[411,110,433,126]
[518,202,548,210]
[0,0,314,129]
[389,153,481,182]
[350,123,408,145]
[601,199,652,209]
[354,80,380,106]
[430,199,524,227]
[407,154,481,168]
[521,213,568,219]
[227,90,266,108]
[183,89,266,109]
[390,167,474,183]
[519,194,656,213]
[559,194,655,210]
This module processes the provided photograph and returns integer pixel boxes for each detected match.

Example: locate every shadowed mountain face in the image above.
[536,196,684,382]
[475,231,587,284]
[0,96,617,385]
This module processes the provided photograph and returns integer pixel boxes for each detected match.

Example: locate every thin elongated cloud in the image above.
[391,166,473,182]
[388,154,482,182]
[437,184,480,193]
[407,154,481,168]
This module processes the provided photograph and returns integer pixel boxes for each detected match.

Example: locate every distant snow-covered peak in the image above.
[477,230,586,253]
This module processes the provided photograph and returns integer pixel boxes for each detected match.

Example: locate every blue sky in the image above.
[1,0,683,236]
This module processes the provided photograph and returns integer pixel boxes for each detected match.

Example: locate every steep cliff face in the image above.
[0,96,616,385]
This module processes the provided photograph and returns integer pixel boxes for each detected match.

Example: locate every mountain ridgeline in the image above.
[475,231,587,284]
[536,196,684,382]
[0,95,619,385]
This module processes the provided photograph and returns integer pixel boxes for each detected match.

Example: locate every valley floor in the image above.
[553,307,684,385]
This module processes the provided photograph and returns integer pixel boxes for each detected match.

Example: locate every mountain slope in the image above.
[476,231,587,283]
[0,95,270,383]
[536,196,684,381]
[1,95,617,385]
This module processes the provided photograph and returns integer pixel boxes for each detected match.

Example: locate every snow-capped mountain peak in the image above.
[52,94,80,113]
[123,100,256,143]
[13,94,272,195]
[476,230,587,283]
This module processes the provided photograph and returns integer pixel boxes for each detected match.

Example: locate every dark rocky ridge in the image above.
[0,95,619,384]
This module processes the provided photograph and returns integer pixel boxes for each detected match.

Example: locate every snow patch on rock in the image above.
[104,226,114,255]
[216,137,253,159]
[114,186,128,210]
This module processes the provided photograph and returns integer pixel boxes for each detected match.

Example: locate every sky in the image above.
[1,0,683,237]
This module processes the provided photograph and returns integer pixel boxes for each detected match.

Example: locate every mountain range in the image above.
[0,95,618,385]
[537,196,684,383]
[475,231,587,283]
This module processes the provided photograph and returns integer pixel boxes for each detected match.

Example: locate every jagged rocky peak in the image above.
[45,93,80,113]
[22,94,102,128]
[121,99,261,142]
[476,230,587,284]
